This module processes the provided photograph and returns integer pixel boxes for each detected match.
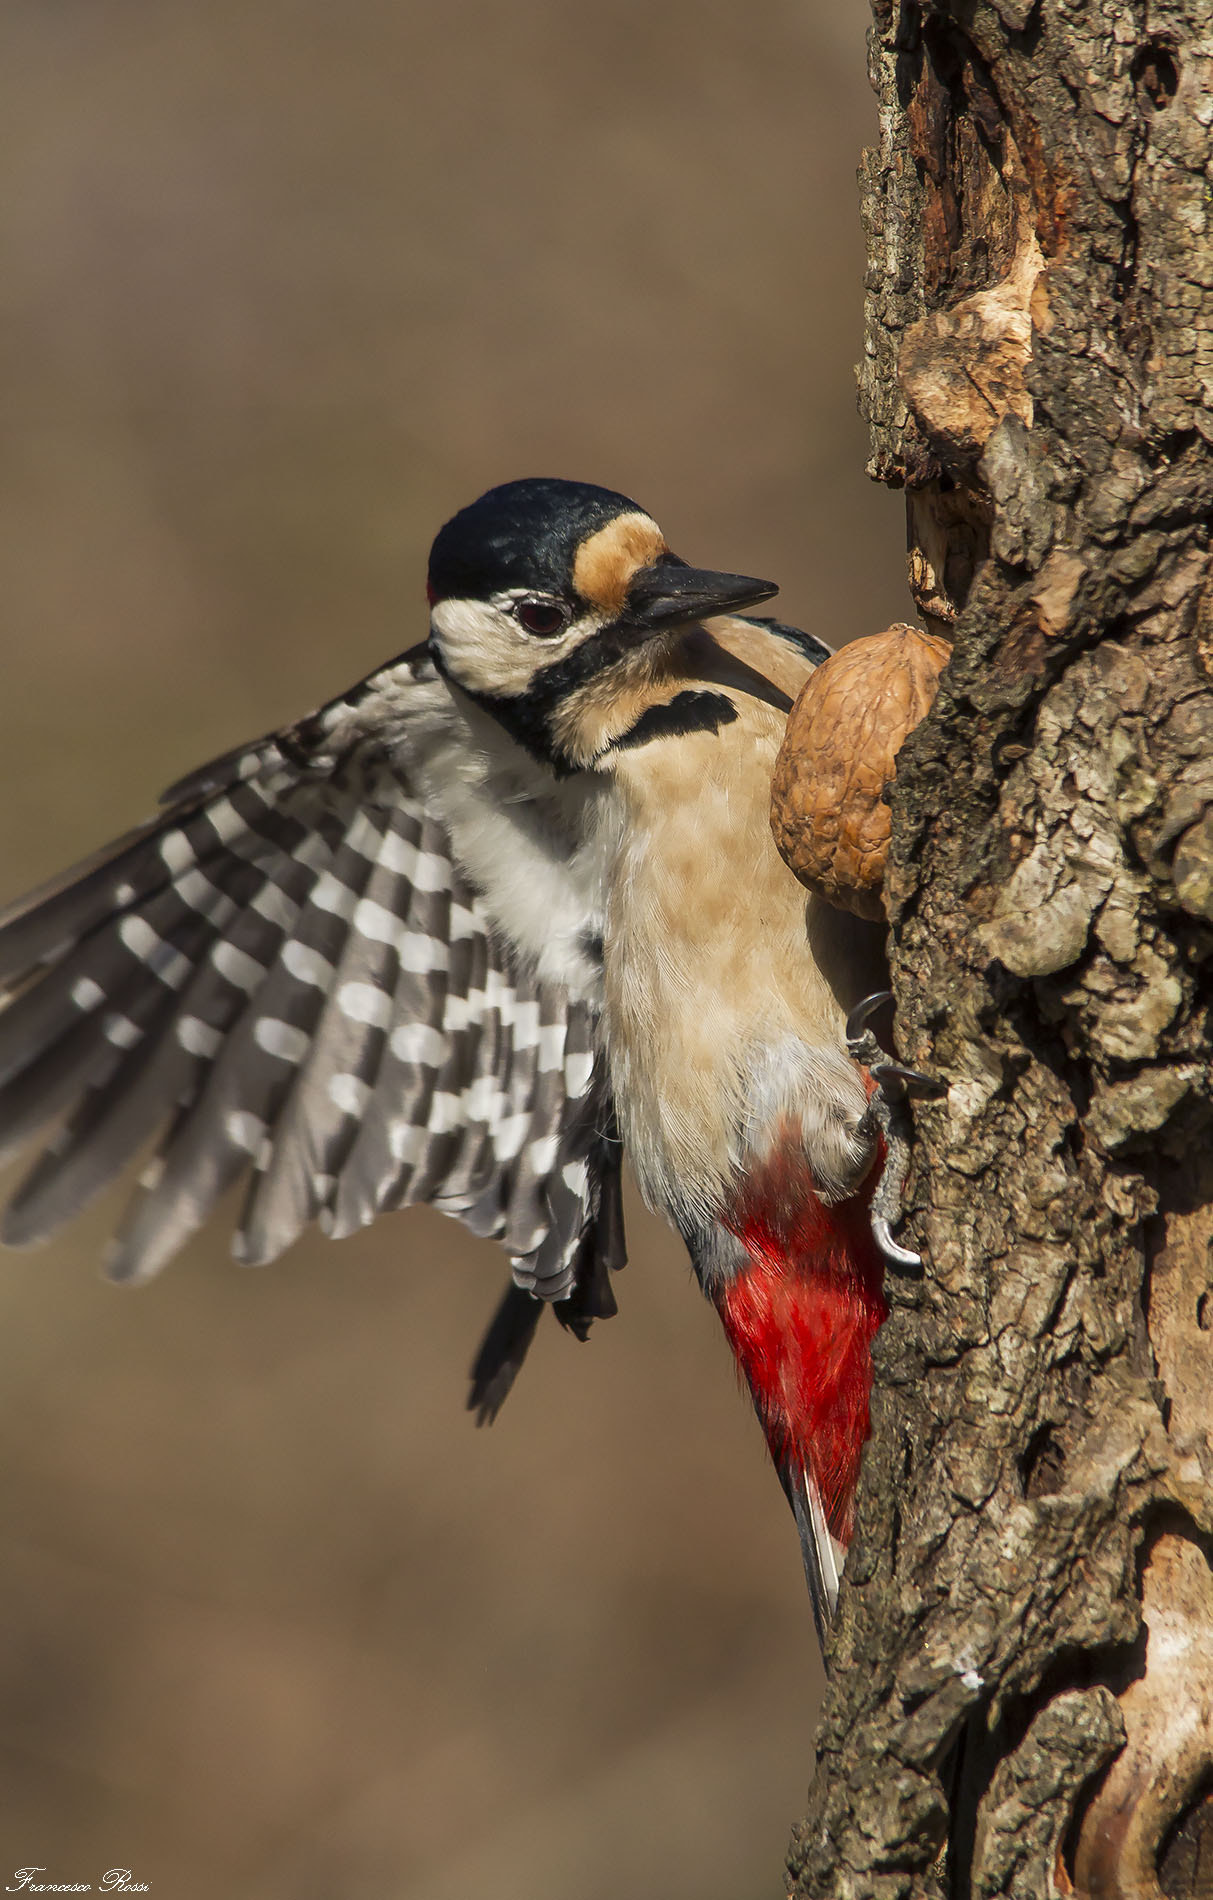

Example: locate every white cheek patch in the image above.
[429,596,599,701]
[430,598,539,698]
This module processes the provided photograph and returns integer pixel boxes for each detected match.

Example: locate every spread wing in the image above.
[0,650,623,1331]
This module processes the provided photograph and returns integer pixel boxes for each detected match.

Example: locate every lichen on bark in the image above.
[787,2,1213,1894]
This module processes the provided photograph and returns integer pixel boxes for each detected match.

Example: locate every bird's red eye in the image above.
[514,598,569,637]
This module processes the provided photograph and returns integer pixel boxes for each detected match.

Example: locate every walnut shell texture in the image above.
[770,623,950,920]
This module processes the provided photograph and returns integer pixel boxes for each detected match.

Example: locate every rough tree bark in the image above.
[788,2,1213,1895]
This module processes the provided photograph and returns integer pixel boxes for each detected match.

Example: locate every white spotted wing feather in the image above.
[0,649,614,1300]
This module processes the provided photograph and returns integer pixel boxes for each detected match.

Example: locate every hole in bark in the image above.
[1132,42,1180,110]
[1197,1291,1211,1331]
[903,19,1021,304]
[1160,1781,1213,1897]
[1020,1424,1066,1498]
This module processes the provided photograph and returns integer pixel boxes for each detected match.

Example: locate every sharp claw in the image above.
[872,1216,921,1268]
[846,991,894,1044]
[844,994,936,1271]
[871,1061,946,1099]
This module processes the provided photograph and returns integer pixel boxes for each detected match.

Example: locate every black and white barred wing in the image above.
[0,661,616,1305]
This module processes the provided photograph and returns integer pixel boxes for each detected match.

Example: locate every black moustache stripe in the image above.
[431,619,663,774]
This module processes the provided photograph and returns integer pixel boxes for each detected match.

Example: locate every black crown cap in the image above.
[427,478,646,604]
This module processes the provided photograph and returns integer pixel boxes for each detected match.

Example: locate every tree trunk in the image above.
[788,2,1213,1894]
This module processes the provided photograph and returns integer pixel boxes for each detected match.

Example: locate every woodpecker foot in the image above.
[871,1059,945,1099]
[845,991,893,1045]
[871,1214,921,1269]
[847,993,938,1270]
[846,994,943,1097]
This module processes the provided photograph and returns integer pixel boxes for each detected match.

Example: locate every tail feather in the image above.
[785,1464,845,1652]
[467,1282,545,1426]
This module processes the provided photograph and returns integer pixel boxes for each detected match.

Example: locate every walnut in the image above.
[770,624,950,920]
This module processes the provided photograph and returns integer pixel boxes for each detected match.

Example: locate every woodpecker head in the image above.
[425,478,779,773]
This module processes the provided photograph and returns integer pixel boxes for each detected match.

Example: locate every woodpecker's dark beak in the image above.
[624,561,778,630]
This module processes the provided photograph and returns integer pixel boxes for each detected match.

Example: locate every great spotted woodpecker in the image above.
[0,478,908,1640]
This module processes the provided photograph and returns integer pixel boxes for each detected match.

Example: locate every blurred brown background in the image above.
[0,3,908,1896]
